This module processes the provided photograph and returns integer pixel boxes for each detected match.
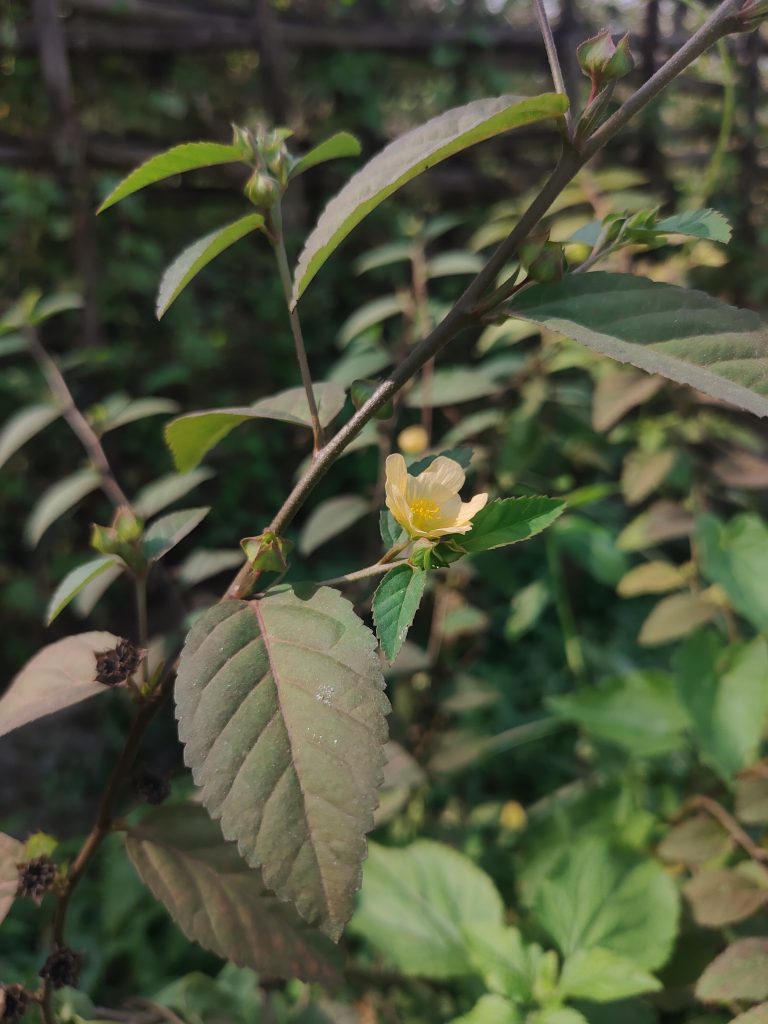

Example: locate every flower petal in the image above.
[457,492,489,526]
[418,456,465,495]
[385,453,409,495]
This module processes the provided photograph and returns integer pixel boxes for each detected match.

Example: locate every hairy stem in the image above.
[225,0,745,600]
[24,326,130,508]
[315,559,411,587]
[534,0,575,137]
[270,205,323,451]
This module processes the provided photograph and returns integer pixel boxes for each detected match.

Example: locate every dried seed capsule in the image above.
[16,856,56,904]
[39,948,83,990]
[0,984,30,1022]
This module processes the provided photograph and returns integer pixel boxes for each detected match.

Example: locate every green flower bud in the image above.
[604,34,635,80]
[231,123,257,162]
[741,0,768,27]
[240,530,292,573]
[525,242,567,284]
[244,170,280,210]
[350,379,393,419]
[518,231,550,270]
[577,31,635,92]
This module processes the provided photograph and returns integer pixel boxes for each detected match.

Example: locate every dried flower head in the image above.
[385,454,487,540]
[132,769,170,806]
[39,948,83,990]
[16,856,56,904]
[95,640,141,687]
[0,985,30,1023]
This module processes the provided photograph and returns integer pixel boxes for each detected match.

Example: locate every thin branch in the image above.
[534,0,575,137]
[316,559,410,587]
[269,206,323,451]
[225,0,745,600]
[24,326,130,508]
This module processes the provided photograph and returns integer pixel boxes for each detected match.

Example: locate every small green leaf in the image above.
[638,592,718,647]
[405,367,499,407]
[98,142,244,213]
[290,131,361,178]
[508,273,768,418]
[293,93,568,302]
[736,770,768,826]
[450,996,521,1024]
[165,383,346,472]
[351,840,504,977]
[298,495,369,556]
[0,631,127,738]
[558,948,661,1002]
[426,251,483,278]
[175,587,390,939]
[338,294,408,348]
[380,509,405,549]
[0,832,23,926]
[125,803,341,983]
[460,497,566,554]
[373,565,428,663]
[177,548,243,588]
[0,403,60,470]
[142,507,210,561]
[617,561,686,597]
[658,813,732,866]
[98,396,179,433]
[25,469,101,548]
[134,468,215,519]
[696,513,768,631]
[655,209,732,244]
[156,215,265,318]
[408,446,473,475]
[355,241,414,275]
[46,556,121,625]
[695,939,768,1004]
[684,868,768,928]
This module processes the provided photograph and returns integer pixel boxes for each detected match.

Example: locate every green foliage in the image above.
[372,564,428,662]
[290,132,362,178]
[459,497,566,553]
[0,403,59,470]
[696,514,768,631]
[695,940,768,1003]
[46,556,121,625]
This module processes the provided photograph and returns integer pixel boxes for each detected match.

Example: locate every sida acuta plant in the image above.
[2,0,768,1018]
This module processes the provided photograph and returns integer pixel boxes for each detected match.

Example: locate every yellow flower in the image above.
[385,453,488,540]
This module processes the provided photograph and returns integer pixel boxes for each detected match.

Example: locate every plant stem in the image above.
[24,326,130,508]
[534,0,575,137]
[225,0,744,600]
[135,573,150,685]
[316,559,411,587]
[269,204,324,451]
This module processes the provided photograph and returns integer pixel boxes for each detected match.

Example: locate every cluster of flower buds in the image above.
[518,232,567,285]
[90,506,145,574]
[234,124,295,212]
[575,30,636,142]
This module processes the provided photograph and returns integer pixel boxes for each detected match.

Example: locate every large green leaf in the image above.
[696,514,768,631]
[675,631,768,782]
[97,142,244,213]
[463,923,551,1002]
[290,131,361,178]
[46,556,122,625]
[298,495,369,556]
[549,671,689,758]
[0,631,127,738]
[0,832,23,926]
[530,837,679,971]
[695,939,768,1003]
[373,565,428,663]
[125,803,341,983]
[351,839,504,977]
[175,586,389,939]
[165,383,346,473]
[24,469,101,547]
[292,93,568,302]
[655,209,731,244]
[508,273,768,417]
[459,497,566,553]
[0,403,59,470]
[558,948,661,1002]
[156,215,265,318]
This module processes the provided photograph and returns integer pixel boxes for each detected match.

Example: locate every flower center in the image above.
[409,498,441,529]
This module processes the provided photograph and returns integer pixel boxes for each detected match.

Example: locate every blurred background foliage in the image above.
[1,0,768,1021]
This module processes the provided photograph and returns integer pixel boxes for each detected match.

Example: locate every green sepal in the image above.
[23,832,58,859]
[240,530,292,573]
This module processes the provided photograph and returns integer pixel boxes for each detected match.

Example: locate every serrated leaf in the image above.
[293,93,568,302]
[549,671,688,758]
[696,514,768,631]
[508,273,768,418]
[460,497,565,553]
[405,367,499,407]
[638,592,718,647]
[142,507,210,561]
[617,561,687,597]
[695,939,768,1004]
[298,495,369,556]
[124,803,341,983]
[530,837,679,971]
[338,294,408,348]
[684,869,768,928]
[558,947,661,1002]
[351,839,504,977]
[25,469,101,547]
[46,556,122,625]
[98,396,180,433]
[373,565,428,663]
[177,548,243,588]
[0,631,126,738]
[174,586,390,938]
[0,403,60,470]
[134,468,215,519]
[290,131,361,178]
[157,215,265,318]
[98,142,244,213]
[658,814,732,866]
[165,383,346,472]
[379,509,404,549]
[0,832,23,926]
[675,632,768,782]
[655,209,731,244]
